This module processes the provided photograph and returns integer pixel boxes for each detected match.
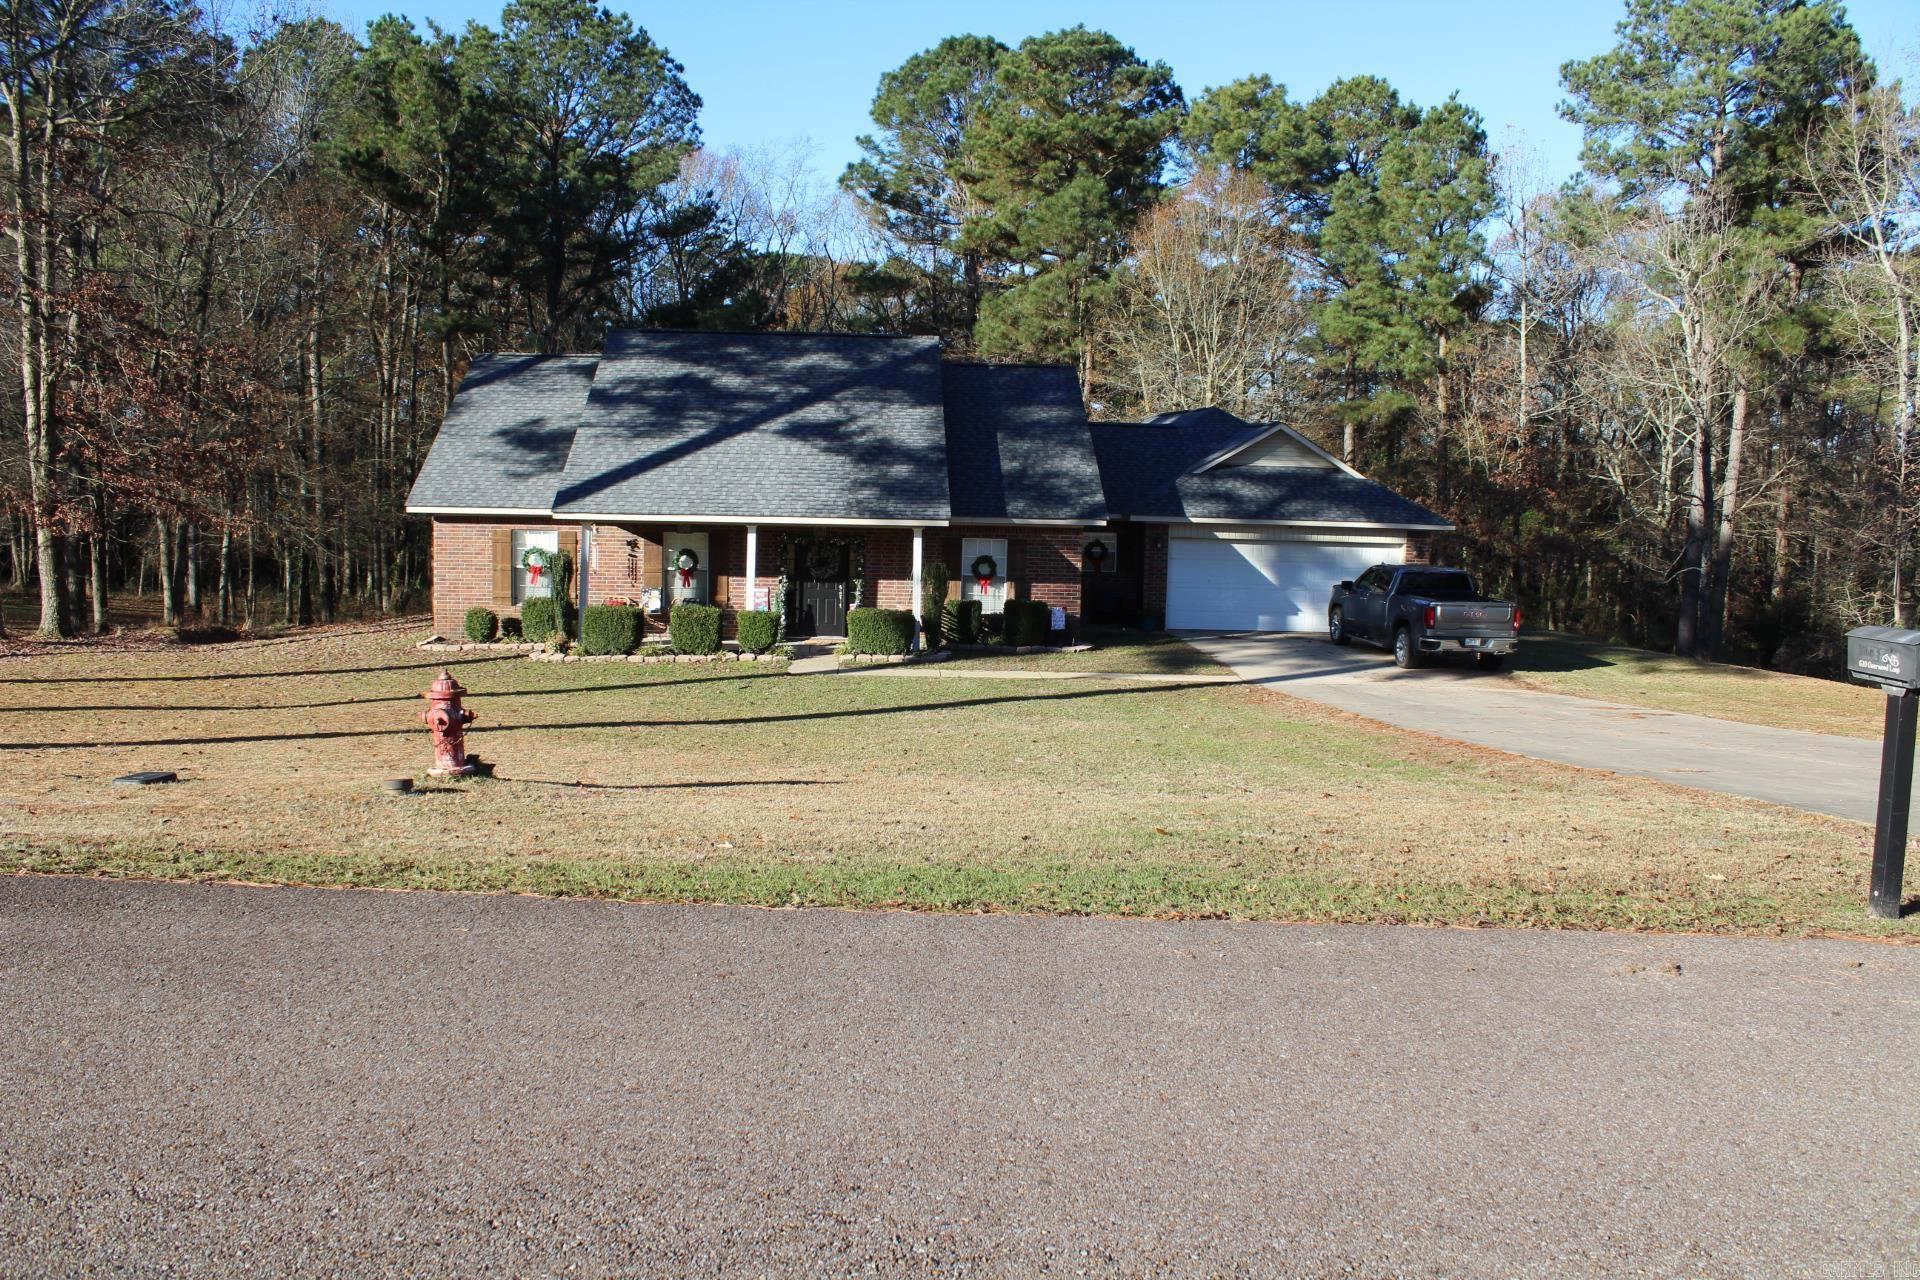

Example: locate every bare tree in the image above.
[1092,170,1311,421]
[1806,76,1920,622]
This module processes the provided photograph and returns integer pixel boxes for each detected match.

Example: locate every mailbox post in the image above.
[1845,625,1920,918]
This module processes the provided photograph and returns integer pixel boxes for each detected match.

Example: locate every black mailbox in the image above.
[1846,625,1920,690]
[1850,625,1920,918]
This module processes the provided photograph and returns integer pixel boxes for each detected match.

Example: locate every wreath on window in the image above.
[971,553,998,595]
[674,547,699,588]
[521,545,564,592]
[1084,538,1109,570]
[804,540,841,581]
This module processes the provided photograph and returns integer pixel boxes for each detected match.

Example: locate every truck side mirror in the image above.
[1338,580,1354,591]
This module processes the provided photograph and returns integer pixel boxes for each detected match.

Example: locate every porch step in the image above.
[785,642,842,676]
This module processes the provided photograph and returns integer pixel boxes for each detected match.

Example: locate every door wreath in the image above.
[805,540,842,581]
[970,553,998,596]
[674,547,700,588]
[1083,538,1109,570]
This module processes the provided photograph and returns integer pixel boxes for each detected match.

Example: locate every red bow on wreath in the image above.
[525,562,544,586]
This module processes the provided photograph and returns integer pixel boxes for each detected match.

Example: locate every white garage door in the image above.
[1166,534,1399,632]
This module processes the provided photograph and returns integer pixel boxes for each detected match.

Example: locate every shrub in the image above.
[669,603,722,654]
[518,596,572,643]
[737,609,779,654]
[463,607,498,643]
[846,607,915,655]
[1003,599,1051,647]
[921,561,951,643]
[499,615,522,640]
[581,605,643,656]
[942,597,982,645]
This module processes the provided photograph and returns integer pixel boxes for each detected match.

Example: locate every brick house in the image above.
[408,330,1449,641]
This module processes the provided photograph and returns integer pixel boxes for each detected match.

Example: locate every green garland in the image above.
[769,533,867,630]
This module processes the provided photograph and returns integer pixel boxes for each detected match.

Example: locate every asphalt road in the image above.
[1184,632,1896,825]
[3,877,1915,1278]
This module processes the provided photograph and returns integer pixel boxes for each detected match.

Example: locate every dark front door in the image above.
[790,539,849,637]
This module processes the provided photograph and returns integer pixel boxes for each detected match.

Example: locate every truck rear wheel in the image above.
[1393,626,1421,669]
[1328,607,1350,646]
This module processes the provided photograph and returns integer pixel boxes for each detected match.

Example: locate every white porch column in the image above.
[744,524,759,611]
[910,526,925,650]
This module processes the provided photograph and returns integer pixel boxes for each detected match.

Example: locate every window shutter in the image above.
[711,529,731,610]
[1007,538,1027,600]
[491,528,513,605]
[944,536,963,599]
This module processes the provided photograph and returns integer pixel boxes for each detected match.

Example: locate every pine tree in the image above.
[957,27,1182,371]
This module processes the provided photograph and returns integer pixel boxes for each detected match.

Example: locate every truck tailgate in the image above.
[1434,602,1517,635]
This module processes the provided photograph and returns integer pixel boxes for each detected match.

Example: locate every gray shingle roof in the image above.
[406,354,594,511]
[551,330,951,521]
[941,364,1106,523]
[1091,419,1451,529]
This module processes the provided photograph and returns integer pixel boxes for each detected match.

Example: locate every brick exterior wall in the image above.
[430,519,498,636]
[1402,534,1438,565]
[1140,523,1170,622]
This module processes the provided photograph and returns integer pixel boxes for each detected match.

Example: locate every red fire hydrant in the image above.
[421,670,478,777]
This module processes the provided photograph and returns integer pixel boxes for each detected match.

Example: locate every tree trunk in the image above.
[89,533,107,633]
[1676,426,1712,660]
[1702,385,1748,660]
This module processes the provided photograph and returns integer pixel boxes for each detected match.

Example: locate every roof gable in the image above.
[406,354,595,512]
[941,364,1105,523]
[1090,418,1449,529]
[551,330,951,522]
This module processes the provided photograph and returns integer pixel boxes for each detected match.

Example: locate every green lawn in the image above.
[1505,632,1882,739]
[0,620,1909,936]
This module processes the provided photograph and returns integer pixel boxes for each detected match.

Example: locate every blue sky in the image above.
[317,0,1918,188]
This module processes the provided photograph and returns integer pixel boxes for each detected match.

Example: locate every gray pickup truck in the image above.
[1327,565,1521,670]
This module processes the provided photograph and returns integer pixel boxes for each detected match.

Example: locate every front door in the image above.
[790,539,849,637]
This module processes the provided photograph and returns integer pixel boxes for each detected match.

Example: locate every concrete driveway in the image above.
[3,876,1916,1278]
[1183,631,1896,825]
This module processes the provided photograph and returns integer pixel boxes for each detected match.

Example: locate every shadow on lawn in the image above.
[0,679,1218,751]
[0,670,780,714]
[496,776,840,791]
[0,653,515,686]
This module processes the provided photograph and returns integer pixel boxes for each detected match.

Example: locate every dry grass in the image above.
[0,620,1908,935]
[1508,632,1881,739]
[938,626,1227,675]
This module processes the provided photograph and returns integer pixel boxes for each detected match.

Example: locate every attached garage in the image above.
[1089,413,1455,631]
[1165,529,1405,632]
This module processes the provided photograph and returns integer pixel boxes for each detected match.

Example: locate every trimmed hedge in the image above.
[847,607,915,655]
[737,609,779,654]
[463,607,498,643]
[942,597,982,645]
[519,596,573,643]
[669,603,722,654]
[581,605,643,655]
[1003,598,1051,647]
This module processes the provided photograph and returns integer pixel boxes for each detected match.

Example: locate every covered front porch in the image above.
[578,521,934,644]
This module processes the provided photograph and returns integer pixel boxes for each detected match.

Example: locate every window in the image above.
[1082,532,1118,575]
[960,537,1009,612]
[511,528,558,604]
[663,530,711,607]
